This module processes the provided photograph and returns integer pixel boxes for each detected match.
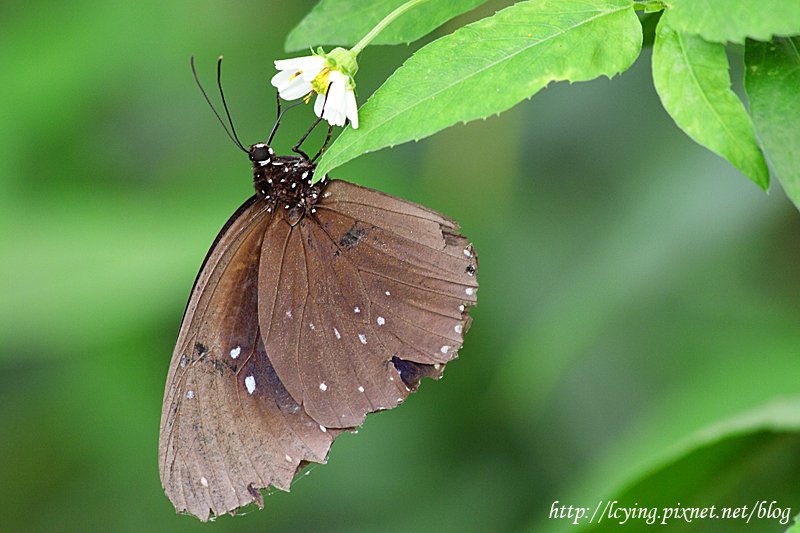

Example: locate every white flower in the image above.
[270,55,326,100]
[271,48,359,129]
[313,70,359,129]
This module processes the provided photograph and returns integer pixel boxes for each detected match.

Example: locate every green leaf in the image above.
[589,431,800,531]
[586,397,800,531]
[666,0,800,45]
[745,37,800,211]
[316,0,642,176]
[551,396,800,531]
[285,0,487,51]
[788,513,800,533]
[652,15,769,189]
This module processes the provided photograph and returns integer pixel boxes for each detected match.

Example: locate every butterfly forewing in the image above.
[159,198,333,521]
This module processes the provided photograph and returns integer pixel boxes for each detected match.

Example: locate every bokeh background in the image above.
[2,1,799,532]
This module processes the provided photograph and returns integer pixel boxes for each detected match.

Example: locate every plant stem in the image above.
[351,0,433,56]
[632,0,667,12]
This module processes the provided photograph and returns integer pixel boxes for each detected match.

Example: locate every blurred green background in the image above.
[2,1,799,532]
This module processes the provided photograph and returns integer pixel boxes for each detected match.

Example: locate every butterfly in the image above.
[158,58,478,521]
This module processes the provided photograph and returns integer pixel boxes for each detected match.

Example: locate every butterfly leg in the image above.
[311,125,333,163]
[292,83,332,161]
[292,116,324,161]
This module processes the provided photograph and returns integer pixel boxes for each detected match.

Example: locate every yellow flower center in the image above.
[310,67,332,95]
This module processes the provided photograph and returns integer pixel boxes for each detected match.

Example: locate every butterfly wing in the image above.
[158,197,334,522]
[160,180,479,521]
[258,180,478,429]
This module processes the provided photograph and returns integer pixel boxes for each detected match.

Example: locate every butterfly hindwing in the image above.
[258,208,410,428]
[315,182,478,365]
[257,179,478,429]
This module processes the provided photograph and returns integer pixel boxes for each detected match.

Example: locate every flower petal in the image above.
[274,55,319,72]
[270,69,295,89]
[323,76,347,127]
[279,75,313,100]
[300,60,326,83]
[313,93,326,118]
[326,69,345,87]
[322,99,340,125]
[345,89,358,129]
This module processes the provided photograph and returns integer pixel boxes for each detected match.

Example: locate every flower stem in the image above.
[351,0,433,56]
[632,0,667,11]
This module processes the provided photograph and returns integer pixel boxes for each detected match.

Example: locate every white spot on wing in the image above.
[200,476,208,487]
[465,287,474,296]
[309,322,315,330]
[334,327,341,339]
[285,454,292,463]
[376,316,385,326]
[464,248,472,257]
[286,310,293,318]
[440,345,451,354]
[186,390,194,399]
[358,385,365,393]
[319,382,327,391]
[358,334,367,344]
[180,355,187,368]
[354,307,360,314]
[385,290,391,296]
[230,346,241,359]
[319,425,327,432]
[245,375,256,394]
[459,304,465,312]
[434,363,441,370]
[454,324,463,334]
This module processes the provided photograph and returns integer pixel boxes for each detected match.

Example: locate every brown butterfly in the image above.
[158,59,478,521]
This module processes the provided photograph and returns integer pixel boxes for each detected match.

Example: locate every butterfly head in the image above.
[248,143,275,166]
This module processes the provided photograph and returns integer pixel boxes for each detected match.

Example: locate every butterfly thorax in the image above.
[249,143,327,226]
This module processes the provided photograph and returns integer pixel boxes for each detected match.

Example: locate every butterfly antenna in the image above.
[267,98,305,145]
[292,115,322,160]
[216,56,247,152]
[190,56,247,153]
